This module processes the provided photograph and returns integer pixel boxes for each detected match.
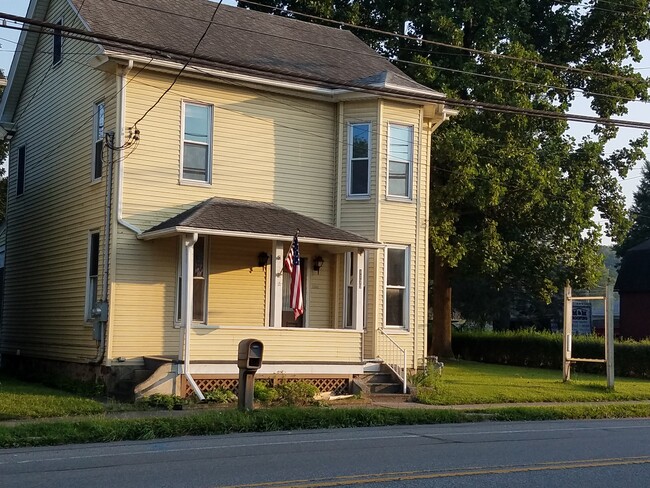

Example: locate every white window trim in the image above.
[85,231,100,322]
[386,123,414,201]
[384,245,410,330]
[174,236,209,326]
[91,101,105,182]
[180,101,213,186]
[347,122,371,199]
[53,17,63,67]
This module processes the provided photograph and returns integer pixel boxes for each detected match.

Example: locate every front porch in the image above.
[134,198,387,398]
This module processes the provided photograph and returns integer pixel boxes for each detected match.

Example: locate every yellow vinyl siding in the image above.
[209,237,267,327]
[190,328,362,363]
[121,71,336,231]
[110,235,179,359]
[2,0,115,362]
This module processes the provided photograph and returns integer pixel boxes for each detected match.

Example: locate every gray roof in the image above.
[70,0,440,95]
[614,238,650,293]
[143,197,379,246]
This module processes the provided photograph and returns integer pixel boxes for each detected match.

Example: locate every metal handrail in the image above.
[378,329,408,394]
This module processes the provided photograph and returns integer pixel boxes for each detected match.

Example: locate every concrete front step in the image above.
[369,382,404,394]
[368,393,412,402]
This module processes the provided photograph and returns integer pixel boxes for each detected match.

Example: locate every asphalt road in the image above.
[2,418,650,487]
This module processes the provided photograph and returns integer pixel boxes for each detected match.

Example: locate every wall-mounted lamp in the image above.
[1,128,16,142]
[313,255,324,273]
[257,252,270,267]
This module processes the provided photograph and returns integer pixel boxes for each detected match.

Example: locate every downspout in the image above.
[334,102,343,327]
[182,233,205,400]
[115,60,142,234]
[91,131,115,364]
[413,108,424,370]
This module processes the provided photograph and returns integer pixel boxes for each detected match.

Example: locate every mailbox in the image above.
[238,339,264,371]
[237,339,264,411]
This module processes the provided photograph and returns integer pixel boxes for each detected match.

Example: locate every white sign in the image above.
[572,301,592,335]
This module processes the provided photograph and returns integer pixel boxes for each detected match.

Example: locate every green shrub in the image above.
[452,329,650,378]
[254,381,279,404]
[274,381,320,406]
[136,394,184,410]
[203,388,237,404]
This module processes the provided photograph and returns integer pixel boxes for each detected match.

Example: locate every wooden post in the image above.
[269,240,284,327]
[606,284,615,389]
[562,284,572,382]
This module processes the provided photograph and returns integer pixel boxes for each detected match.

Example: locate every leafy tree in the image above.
[240,1,650,357]
[617,160,650,256]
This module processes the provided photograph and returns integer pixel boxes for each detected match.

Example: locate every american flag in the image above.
[284,234,304,319]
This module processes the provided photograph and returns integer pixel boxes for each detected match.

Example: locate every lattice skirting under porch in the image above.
[182,375,351,397]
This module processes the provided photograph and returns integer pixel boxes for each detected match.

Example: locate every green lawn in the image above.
[0,374,105,420]
[416,361,650,405]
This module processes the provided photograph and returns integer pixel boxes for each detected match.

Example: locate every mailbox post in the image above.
[237,339,264,411]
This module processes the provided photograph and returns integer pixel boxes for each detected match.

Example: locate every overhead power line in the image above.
[237,0,646,84]
[3,15,650,132]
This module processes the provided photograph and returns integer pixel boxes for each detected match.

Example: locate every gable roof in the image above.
[68,0,440,96]
[141,197,382,248]
[614,238,650,293]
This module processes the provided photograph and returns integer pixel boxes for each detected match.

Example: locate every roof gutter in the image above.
[139,226,385,249]
[103,52,449,107]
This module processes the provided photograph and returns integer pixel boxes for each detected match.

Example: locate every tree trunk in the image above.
[429,254,454,359]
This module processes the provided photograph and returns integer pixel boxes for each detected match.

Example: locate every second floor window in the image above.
[388,124,413,199]
[182,102,212,183]
[348,123,370,197]
[92,102,105,180]
[53,19,63,66]
[17,146,25,196]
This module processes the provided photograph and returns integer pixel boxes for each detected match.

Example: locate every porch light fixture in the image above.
[257,252,270,267]
[313,255,324,273]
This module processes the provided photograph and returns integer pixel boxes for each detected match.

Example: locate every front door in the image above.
[282,257,306,327]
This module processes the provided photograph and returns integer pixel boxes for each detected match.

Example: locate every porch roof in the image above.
[140,197,383,248]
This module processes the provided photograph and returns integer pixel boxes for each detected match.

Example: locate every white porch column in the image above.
[269,240,284,327]
[352,249,365,332]
[180,232,204,400]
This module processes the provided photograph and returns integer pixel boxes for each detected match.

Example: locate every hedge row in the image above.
[452,330,650,378]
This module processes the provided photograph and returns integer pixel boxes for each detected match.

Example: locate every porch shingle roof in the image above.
[141,197,380,246]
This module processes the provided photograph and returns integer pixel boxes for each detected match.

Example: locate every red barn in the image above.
[615,239,650,340]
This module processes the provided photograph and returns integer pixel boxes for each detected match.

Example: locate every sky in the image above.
[1,0,649,245]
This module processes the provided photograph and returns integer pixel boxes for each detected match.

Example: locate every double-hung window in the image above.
[53,19,63,66]
[92,102,105,180]
[85,232,100,321]
[348,123,370,197]
[385,246,409,328]
[181,102,212,183]
[387,124,413,199]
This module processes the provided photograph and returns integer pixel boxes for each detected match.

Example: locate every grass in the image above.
[2,403,650,449]
[3,361,650,449]
[415,360,650,405]
[0,373,105,420]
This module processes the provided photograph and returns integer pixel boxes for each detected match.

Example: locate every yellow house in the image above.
[0,0,454,397]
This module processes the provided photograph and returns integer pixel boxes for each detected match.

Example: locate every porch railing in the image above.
[377,329,408,394]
